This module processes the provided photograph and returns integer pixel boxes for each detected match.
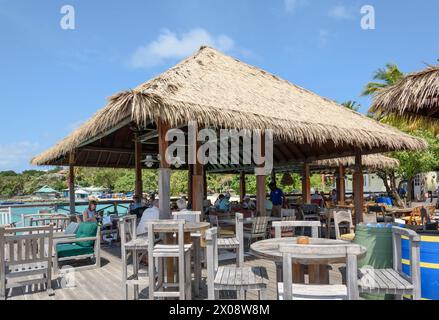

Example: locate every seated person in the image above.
[242,195,256,210]
[129,195,143,212]
[82,200,98,222]
[217,192,232,212]
[136,200,160,235]
[176,198,188,211]
[214,194,225,208]
[311,190,324,206]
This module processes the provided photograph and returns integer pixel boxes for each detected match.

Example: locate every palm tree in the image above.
[341,100,361,111]
[361,63,404,96]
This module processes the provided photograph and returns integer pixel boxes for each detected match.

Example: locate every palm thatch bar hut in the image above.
[370,65,439,125]
[31,46,425,222]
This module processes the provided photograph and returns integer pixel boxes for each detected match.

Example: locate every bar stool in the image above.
[148,220,192,300]
[120,215,149,300]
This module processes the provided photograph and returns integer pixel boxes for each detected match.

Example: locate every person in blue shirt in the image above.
[269,182,285,217]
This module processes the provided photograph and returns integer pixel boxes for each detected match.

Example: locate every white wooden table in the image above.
[251,237,366,290]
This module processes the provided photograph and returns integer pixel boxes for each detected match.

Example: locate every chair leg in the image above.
[148,254,155,300]
[133,252,139,300]
[184,251,191,300]
[193,237,201,297]
[259,288,267,300]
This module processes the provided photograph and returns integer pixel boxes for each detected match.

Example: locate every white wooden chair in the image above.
[278,243,362,300]
[217,213,244,267]
[281,209,296,218]
[273,220,321,239]
[0,224,54,299]
[0,207,13,227]
[206,227,269,300]
[147,220,192,300]
[120,215,149,300]
[173,211,203,295]
[363,212,378,224]
[333,211,355,242]
[30,215,70,233]
[243,216,269,249]
[358,227,421,300]
[172,211,201,223]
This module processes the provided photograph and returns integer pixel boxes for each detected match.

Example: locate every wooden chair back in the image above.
[252,216,269,235]
[119,215,137,247]
[333,211,354,240]
[0,207,12,226]
[273,220,320,239]
[391,227,421,299]
[363,212,378,224]
[279,243,361,300]
[29,215,70,233]
[281,209,295,218]
[172,211,201,223]
[147,220,185,253]
[21,213,54,227]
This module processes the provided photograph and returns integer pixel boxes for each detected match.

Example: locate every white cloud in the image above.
[284,0,308,13]
[130,28,235,69]
[328,5,355,20]
[0,141,40,171]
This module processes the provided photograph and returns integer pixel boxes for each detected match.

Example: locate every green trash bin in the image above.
[353,224,394,300]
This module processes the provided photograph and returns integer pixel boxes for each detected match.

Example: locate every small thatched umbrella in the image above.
[312,154,399,173]
[370,65,439,126]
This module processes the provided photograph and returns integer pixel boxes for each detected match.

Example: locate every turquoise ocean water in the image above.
[10,204,129,225]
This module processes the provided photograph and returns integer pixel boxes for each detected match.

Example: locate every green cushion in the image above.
[75,222,98,247]
[57,244,94,258]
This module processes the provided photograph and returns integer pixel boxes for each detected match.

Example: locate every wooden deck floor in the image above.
[7,244,344,300]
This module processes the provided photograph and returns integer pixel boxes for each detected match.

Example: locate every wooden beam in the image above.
[68,153,76,215]
[302,163,311,204]
[336,165,346,205]
[256,133,266,216]
[192,134,204,213]
[353,152,364,224]
[134,133,143,197]
[239,171,246,203]
[188,164,193,205]
[158,120,171,219]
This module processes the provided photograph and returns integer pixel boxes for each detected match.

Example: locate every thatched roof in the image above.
[32,46,426,167]
[312,154,399,171]
[370,65,439,123]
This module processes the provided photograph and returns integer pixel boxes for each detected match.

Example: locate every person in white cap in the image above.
[242,195,256,210]
[176,198,188,211]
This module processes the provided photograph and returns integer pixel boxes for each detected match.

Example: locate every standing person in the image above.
[269,182,285,217]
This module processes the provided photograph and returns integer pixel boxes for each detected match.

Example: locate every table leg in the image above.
[165,233,175,283]
[308,264,330,284]
[292,264,305,283]
[193,236,201,297]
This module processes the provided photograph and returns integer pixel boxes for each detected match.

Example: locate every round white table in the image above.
[251,237,366,287]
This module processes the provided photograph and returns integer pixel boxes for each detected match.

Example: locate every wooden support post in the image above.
[192,143,204,212]
[134,133,143,198]
[256,134,266,216]
[188,165,193,205]
[68,153,76,215]
[302,163,311,204]
[158,120,171,219]
[353,152,364,224]
[336,165,346,205]
[239,171,246,203]
[203,167,208,200]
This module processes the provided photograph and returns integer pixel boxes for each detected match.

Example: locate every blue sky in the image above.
[0,0,438,172]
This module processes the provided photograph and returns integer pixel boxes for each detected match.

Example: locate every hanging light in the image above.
[171,156,185,169]
[142,154,157,168]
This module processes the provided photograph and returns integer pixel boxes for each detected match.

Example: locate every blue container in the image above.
[401,232,439,300]
[376,197,393,206]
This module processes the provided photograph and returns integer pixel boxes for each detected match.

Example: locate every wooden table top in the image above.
[221,216,282,225]
[250,237,366,264]
[153,221,211,233]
